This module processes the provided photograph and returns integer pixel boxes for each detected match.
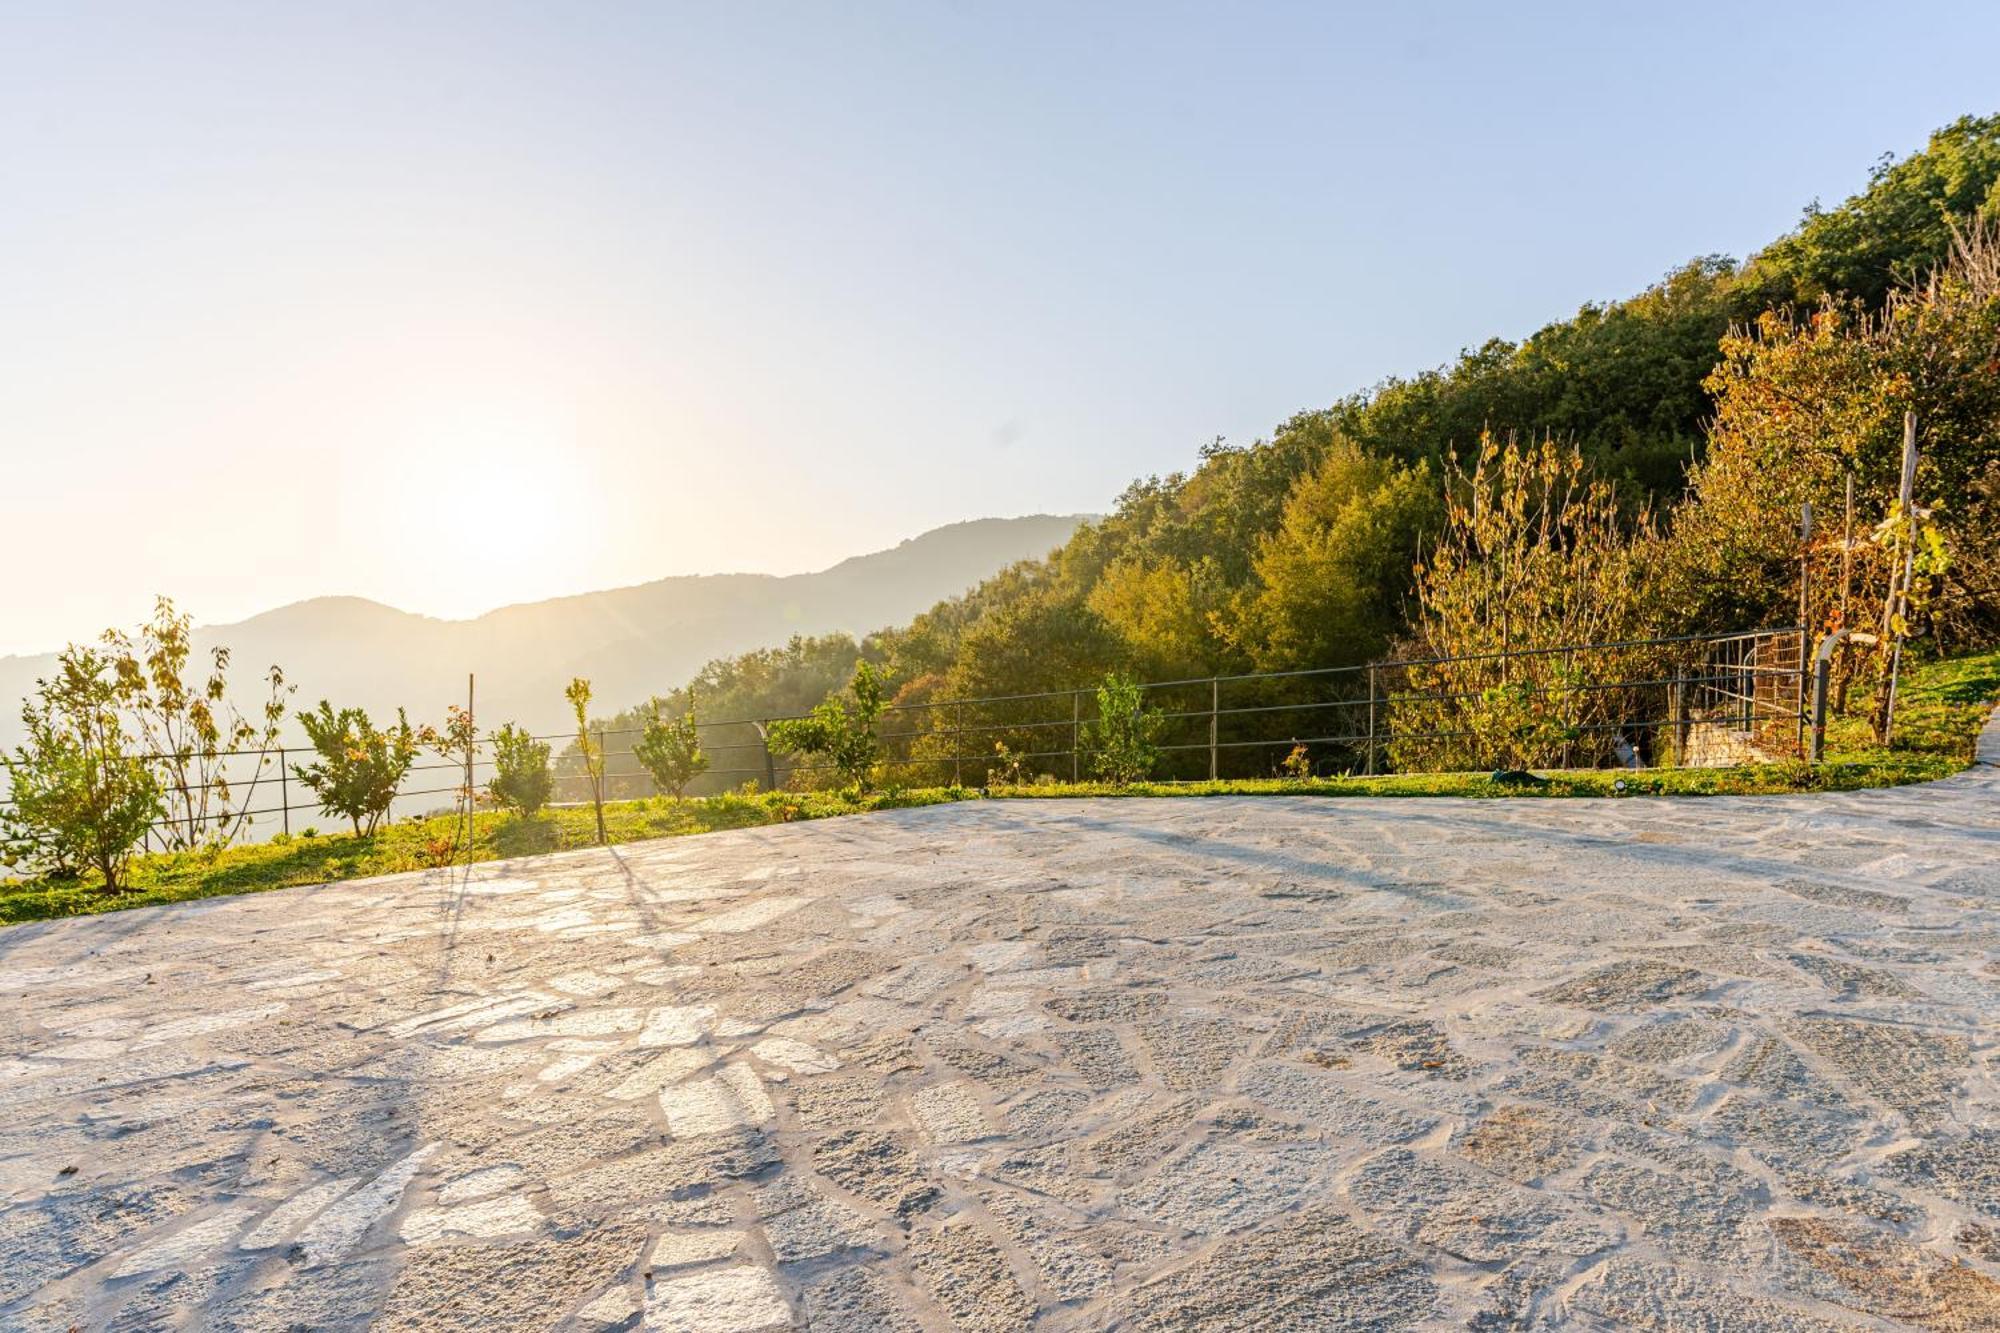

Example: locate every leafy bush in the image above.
[1083,672,1160,784]
[990,740,1030,787]
[0,646,163,891]
[768,661,888,790]
[1392,434,1660,771]
[290,702,420,836]
[488,723,553,816]
[634,702,708,799]
[1279,743,1312,780]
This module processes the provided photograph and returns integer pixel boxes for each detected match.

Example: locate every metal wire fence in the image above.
[2,626,1807,856]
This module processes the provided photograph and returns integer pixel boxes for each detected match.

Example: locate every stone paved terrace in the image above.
[3,721,1998,1331]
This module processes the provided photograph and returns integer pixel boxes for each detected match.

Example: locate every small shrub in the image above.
[1083,672,1160,784]
[634,701,709,799]
[1279,743,1312,780]
[489,723,554,817]
[290,701,420,837]
[768,661,889,791]
[990,740,1029,787]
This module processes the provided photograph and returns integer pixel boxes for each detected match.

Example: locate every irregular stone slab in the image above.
[1884,1129,2000,1217]
[1572,1256,1859,1331]
[1538,960,1712,1010]
[238,1176,358,1251]
[1785,1017,1970,1128]
[1119,1206,1438,1330]
[802,1265,926,1332]
[1579,1159,1757,1264]
[1137,1013,1247,1090]
[660,1064,775,1137]
[1454,1103,1591,1183]
[1236,1061,1437,1144]
[754,1174,880,1263]
[397,1193,540,1246]
[1053,1026,1139,1089]
[1771,1215,2000,1327]
[909,1218,1036,1332]
[812,1129,940,1219]
[910,1081,991,1144]
[1350,1018,1471,1078]
[1350,1148,1618,1261]
[375,1220,648,1331]
[638,1004,718,1047]
[644,1256,792,1328]
[109,1201,258,1277]
[1121,1137,1342,1234]
[649,1228,747,1268]
[295,1144,436,1268]
[749,1035,838,1075]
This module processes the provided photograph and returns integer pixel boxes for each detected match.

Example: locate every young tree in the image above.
[767,661,889,791]
[290,702,420,837]
[428,701,477,865]
[489,723,553,817]
[102,596,291,850]
[567,678,608,842]
[634,699,708,799]
[0,646,163,892]
[1083,672,1161,784]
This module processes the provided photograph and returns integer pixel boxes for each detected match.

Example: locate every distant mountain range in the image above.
[0,515,1091,749]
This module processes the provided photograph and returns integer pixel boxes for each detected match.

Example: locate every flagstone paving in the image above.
[1,721,1996,1330]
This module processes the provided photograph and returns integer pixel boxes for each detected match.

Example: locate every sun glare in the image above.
[381,406,597,619]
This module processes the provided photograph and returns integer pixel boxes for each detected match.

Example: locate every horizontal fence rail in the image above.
[0,627,1808,858]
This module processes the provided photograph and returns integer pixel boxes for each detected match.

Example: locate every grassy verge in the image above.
[3,647,1993,927]
[0,788,967,926]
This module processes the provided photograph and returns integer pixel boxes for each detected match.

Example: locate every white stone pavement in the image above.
[0,717,1996,1330]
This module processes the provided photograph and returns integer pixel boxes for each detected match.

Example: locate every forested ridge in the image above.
[601,116,2000,777]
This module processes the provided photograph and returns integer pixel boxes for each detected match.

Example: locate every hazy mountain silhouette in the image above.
[0,515,1091,747]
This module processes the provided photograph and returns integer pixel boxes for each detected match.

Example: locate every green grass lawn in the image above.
[0,788,967,927]
[4,647,1994,928]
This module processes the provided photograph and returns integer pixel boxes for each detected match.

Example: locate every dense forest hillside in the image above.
[613,115,2000,786]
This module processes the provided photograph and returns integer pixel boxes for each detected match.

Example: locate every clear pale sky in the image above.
[3,3,1997,655]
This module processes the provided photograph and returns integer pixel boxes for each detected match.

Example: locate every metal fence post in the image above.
[1668,672,1682,767]
[1561,647,1575,769]
[757,722,777,792]
[1208,678,1219,781]
[1809,628,1874,762]
[279,747,289,836]
[1811,650,1833,763]
[1365,666,1378,776]
[954,701,964,787]
[1071,691,1081,784]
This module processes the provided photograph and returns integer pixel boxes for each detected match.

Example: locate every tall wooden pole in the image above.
[1874,412,1918,742]
[465,673,475,819]
[1797,503,1811,755]
[1835,471,1856,711]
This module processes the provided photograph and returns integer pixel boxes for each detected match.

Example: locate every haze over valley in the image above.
[0,514,1088,749]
